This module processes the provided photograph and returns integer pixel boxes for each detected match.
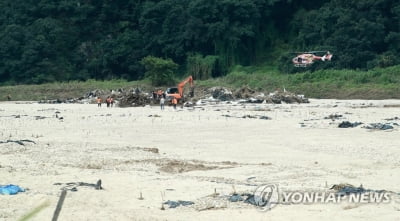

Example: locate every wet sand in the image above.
[0,99,399,220]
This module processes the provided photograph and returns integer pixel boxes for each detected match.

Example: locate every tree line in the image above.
[0,0,399,85]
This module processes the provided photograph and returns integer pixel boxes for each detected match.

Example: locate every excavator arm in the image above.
[177,76,194,97]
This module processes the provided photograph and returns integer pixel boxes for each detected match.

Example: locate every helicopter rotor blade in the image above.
[290,51,330,54]
[308,51,329,53]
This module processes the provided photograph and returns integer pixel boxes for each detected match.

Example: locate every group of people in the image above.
[96,96,114,107]
[152,89,166,100]
[159,96,177,110]
[95,92,178,110]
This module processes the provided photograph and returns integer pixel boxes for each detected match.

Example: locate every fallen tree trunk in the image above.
[0,139,36,146]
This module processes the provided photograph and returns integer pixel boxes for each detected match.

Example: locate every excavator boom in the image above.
[177,76,193,97]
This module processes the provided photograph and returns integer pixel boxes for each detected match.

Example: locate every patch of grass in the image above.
[199,64,400,99]
[2,65,400,100]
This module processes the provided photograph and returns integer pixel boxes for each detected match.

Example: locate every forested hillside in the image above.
[0,0,399,85]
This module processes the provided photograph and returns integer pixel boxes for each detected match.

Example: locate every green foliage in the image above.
[2,65,400,100]
[187,54,219,80]
[140,56,178,86]
[197,64,400,99]
[290,0,400,70]
[0,0,400,85]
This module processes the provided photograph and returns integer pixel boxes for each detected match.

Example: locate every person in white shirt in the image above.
[160,97,165,110]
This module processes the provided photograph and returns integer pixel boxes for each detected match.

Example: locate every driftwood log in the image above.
[0,139,36,146]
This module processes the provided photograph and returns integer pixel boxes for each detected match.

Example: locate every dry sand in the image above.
[0,99,399,221]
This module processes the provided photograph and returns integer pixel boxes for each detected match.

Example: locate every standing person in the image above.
[160,97,165,110]
[172,97,177,110]
[106,97,111,108]
[152,91,157,100]
[157,89,163,99]
[97,97,102,107]
[6,94,11,101]
[110,97,114,107]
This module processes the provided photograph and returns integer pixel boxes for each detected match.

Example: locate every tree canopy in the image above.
[0,0,399,84]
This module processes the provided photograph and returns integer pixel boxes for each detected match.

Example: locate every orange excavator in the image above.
[165,75,194,103]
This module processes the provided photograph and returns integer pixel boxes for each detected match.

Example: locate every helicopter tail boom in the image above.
[321,52,333,61]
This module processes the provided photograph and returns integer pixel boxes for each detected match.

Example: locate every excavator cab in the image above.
[166,87,179,95]
[164,76,194,104]
[165,87,179,102]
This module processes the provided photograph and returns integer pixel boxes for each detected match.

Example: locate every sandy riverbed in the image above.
[0,99,399,221]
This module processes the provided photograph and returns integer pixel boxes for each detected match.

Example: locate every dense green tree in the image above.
[0,24,25,84]
[140,56,178,86]
[187,54,219,80]
[0,0,399,84]
[291,0,400,70]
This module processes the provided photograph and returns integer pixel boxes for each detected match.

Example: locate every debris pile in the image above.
[38,98,84,104]
[118,92,152,107]
[37,84,310,106]
[363,123,396,130]
[338,121,363,128]
[53,180,103,192]
[233,86,256,99]
[86,89,107,98]
[265,91,309,104]
[194,195,228,211]
[222,114,271,120]
[330,183,393,197]
[163,200,194,209]
[199,86,309,104]
[207,87,234,101]
[331,184,367,197]
[324,114,343,120]
[338,121,398,130]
